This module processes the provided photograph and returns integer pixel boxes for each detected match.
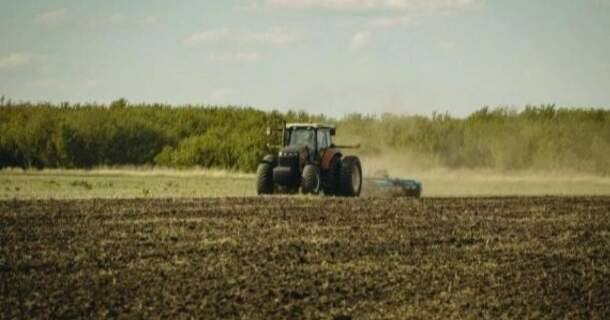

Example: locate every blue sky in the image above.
[1,0,609,116]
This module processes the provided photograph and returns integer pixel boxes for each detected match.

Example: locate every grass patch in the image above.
[1,167,610,199]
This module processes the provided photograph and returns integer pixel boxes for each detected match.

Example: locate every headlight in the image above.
[280,151,298,157]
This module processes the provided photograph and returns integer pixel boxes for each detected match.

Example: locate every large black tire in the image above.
[262,154,277,166]
[301,165,321,195]
[256,163,274,195]
[322,156,341,196]
[339,156,362,197]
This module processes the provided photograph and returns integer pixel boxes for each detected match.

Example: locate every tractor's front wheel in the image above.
[339,156,362,197]
[301,165,321,195]
[256,163,274,195]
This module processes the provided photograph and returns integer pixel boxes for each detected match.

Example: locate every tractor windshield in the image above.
[288,128,315,149]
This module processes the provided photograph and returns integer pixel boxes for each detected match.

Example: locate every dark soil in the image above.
[1,197,609,319]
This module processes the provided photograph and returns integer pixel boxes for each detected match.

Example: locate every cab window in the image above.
[317,129,331,150]
[289,128,315,149]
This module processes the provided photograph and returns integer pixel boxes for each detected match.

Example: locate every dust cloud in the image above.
[355,151,610,197]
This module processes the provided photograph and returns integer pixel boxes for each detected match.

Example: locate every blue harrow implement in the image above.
[372,177,422,198]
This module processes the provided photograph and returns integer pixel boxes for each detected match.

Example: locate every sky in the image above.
[1,0,610,117]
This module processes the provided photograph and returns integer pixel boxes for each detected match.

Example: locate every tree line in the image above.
[1,99,609,175]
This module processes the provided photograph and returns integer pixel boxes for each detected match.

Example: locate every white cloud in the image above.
[0,53,34,70]
[208,52,261,63]
[243,28,297,45]
[34,8,67,26]
[184,27,298,46]
[184,29,230,45]
[368,15,411,28]
[262,0,481,11]
[265,0,378,10]
[350,31,371,52]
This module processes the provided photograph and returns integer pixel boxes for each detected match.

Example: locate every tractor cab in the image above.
[281,123,335,163]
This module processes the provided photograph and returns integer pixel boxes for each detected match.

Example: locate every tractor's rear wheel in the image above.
[322,155,341,196]
[301,165,321,195]
[339,156,362,197]
[256,163,274,195]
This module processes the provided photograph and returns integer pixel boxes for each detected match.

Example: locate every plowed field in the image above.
[1,197,609,319]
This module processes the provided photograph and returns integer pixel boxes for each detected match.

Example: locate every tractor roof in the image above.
[286,123,335,129]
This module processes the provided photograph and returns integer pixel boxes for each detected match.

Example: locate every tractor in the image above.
[256,123,362,197]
